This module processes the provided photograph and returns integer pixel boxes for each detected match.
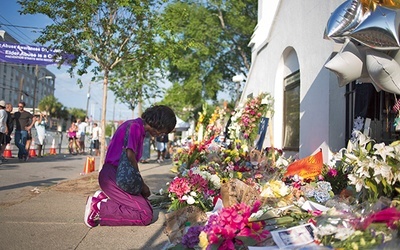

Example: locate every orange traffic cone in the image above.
[29,139,37,158]
[49,139,57,155]
[82,156,95,174]
[3,143,12,158]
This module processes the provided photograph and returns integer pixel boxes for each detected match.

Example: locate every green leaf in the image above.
[236,235,257,246]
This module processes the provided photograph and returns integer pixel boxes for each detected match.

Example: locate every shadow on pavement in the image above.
[0,178,66,191]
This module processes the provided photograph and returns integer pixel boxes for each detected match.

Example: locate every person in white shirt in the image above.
[0,100,8,164]
[34,113,47,157]
[91,122,101,156]
[77,117,88,154]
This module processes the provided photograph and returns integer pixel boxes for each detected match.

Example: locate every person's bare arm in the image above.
[25,117,36,130]
[126,148,151,198]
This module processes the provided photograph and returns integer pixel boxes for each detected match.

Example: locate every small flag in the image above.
[392,97,400,113]
[284,149,323,179]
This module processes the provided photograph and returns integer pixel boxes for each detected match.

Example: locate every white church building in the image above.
[242,0,399,161]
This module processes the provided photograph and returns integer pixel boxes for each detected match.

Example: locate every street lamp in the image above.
[232,74,245,107]
[33,75,53,114]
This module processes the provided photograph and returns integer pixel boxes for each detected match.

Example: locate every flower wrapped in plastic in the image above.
[314,205,400,249]
[338,130,400,202]
[167,168,221,212]
[200,200,270,249]
[171,137,216,174]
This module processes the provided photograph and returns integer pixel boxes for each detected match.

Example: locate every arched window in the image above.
[283,70,300,150]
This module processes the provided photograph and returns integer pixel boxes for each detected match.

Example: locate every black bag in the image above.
[115,122,143,195]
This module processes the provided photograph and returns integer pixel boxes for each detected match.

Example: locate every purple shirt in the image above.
[105,118,145,166]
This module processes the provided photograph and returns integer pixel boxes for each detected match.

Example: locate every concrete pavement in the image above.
[0,152,175,250]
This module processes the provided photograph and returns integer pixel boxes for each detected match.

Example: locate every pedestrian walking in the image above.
[67,122,79,154]
[1,103,14,163]
[140,131,151,163]
[34,113,47,157]
[77,118,88,154]
[0,100,7,163]
[155,134,169,163]
[84,105,176,227]
[13,101,34,161]
[91,122,101,156]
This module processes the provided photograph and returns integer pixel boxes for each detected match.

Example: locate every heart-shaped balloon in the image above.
[324,0,368,42]
[350,5,400,50]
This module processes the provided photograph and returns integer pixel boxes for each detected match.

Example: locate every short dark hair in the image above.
[142,105,176,133]
[19,101,26,107]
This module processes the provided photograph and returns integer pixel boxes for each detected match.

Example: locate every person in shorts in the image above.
[91,122,101,156]
[155,134,169,163]
[77,118,88,154]
[0,100,7,163]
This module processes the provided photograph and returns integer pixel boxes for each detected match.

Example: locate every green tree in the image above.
[158,0,257,109]
[105,122,116,137]
[108,11,164,116]
[19,0,160,166]
[109,52,163,115]
[68,108,86,122]
[38,95,69,120]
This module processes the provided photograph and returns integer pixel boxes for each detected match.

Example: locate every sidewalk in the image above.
[0,152,175,250]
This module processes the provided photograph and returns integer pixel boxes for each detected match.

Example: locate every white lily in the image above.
[373,143,394,162]
[347,174,365,192]
[355,161,371,178]
[372,161,392,182]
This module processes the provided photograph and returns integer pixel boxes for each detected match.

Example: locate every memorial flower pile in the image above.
[162,92,400,249]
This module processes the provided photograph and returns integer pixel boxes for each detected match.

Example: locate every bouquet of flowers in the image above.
[250,147,292,183]
[172,137,216,174]
[228,92,274,142]
[321,162,348,195]
[300,181,334,204]
[315,206,400,249]
[194,200,270,249]
[338,130,400,202]
[167,168,221,212]
[204,106,228,140]
[283,174,334,205]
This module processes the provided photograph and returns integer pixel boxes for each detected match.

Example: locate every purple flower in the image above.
[181,225,204,248]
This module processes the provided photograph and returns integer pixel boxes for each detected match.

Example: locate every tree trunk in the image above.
[99,71,109,171]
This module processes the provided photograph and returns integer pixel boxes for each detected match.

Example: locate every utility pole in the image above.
[33,65,39,114]
[86,82,91,118]
[18,75,24,101]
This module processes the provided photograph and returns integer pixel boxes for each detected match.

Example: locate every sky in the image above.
[0,0,137,121]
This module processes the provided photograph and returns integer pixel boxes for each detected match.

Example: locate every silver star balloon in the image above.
[350,5,400,50]
[366,49,400,94]
[325,39,370,87]
[324,0,368,42]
